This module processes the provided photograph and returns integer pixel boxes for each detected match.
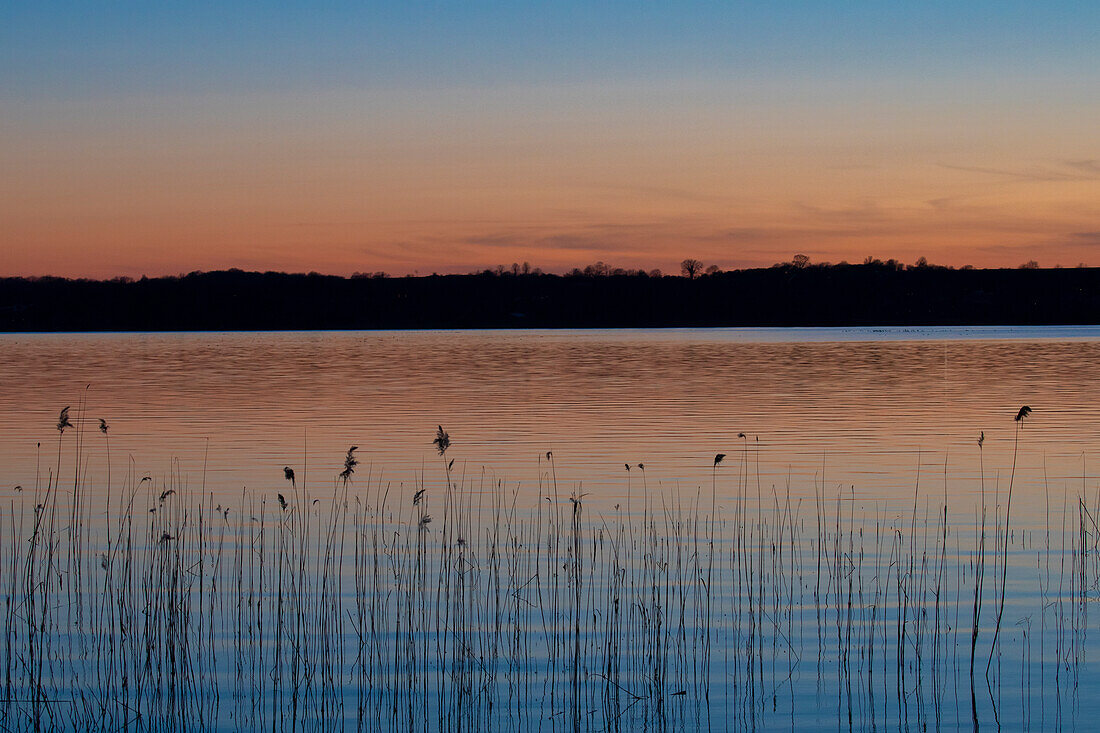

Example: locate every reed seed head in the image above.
[433,426,451,455]
[57,406,73,434]
[339,446,359,483]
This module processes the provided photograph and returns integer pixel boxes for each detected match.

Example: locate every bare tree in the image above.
[680,258,704,279]
[791,253,810,268]
[704,264,722,276]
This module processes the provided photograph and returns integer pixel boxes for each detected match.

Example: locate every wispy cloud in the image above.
[939,160,1100,182]
[1063,160,1100,176]
[1070,231,1100,245]
[462,224,663,254]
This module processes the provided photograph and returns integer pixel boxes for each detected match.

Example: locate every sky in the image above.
[2,2,1098,278]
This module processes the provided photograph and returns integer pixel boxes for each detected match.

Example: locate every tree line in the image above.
[0,259,1097,331]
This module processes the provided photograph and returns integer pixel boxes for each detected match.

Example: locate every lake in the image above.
[1,326,1098,731]
[2,327,1098,515]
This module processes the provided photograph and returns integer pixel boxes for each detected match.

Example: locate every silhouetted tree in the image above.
[680,258,704,279]
[2,264,1097,331]
[791,254,810,268]
[1020,260,1039,269]
[705,264,722,276]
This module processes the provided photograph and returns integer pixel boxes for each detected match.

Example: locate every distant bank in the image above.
[1,264,1098,331]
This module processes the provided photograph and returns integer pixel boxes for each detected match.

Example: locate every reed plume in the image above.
[433,426,451,456]
[339,446,358,484]
[57,406,73,434]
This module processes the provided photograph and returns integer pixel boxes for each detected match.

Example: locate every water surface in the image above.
[1,327,1098,732]
[1,327,1097,523]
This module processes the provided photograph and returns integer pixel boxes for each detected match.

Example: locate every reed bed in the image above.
[1,411,1097,732]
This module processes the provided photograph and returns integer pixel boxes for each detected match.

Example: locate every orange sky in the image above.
[2,6,1098,277]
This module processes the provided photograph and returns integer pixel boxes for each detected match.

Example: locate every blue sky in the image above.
[5,2,1096,95]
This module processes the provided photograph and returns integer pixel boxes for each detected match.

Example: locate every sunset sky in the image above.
[2,2,1098,278]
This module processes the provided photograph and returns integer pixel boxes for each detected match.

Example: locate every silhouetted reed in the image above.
[0,408,1093,732]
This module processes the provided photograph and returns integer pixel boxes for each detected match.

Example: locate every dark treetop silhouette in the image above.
[0,262,1097,331]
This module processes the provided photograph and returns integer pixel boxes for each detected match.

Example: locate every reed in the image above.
[0,409,1092,732]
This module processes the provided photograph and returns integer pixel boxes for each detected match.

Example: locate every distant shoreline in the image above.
[2,264,1098,332]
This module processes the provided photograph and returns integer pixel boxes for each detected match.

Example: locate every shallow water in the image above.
[0,326,1098,731]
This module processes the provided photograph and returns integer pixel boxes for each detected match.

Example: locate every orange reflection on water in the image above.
[0,327,1097,529]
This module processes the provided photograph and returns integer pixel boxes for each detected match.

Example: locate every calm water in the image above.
[1,326,1099,732]
[1,327,1098,523]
